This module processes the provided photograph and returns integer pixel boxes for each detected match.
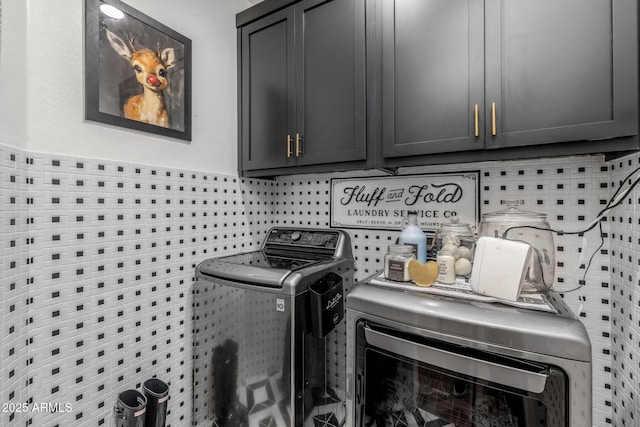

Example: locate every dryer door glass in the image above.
[355,323,568,427]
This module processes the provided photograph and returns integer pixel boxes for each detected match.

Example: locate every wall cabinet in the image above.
[237,0,638,177]
[381,0,485,157]
[238,0,366,174]
[484,0,637,150]
[381,0,638,160]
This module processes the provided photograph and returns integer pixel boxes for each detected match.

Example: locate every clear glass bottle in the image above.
[399,211,427,263]
[384,245,416,282]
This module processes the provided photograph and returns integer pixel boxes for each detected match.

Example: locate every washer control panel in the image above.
[265,228,339,250]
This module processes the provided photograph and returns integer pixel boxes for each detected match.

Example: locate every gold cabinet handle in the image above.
[295,133,302,157]
[474,104,479,137]
[287,134,293,158]
[491,102,497,136]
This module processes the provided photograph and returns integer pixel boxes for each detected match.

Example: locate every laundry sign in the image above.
[330,172,479,231]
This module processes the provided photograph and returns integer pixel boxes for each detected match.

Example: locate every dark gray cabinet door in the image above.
[240,9,295,170]
[239,0,365,174]
[485,0,638,149]
[381,0,485,158]
[294,0,366,165]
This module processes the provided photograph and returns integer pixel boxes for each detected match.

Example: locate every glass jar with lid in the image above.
[384,245,416,282]
[433,217,476,262]
[477,200,555,291]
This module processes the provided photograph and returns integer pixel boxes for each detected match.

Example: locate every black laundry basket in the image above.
[114,389,147,427]
[309,272,344,338]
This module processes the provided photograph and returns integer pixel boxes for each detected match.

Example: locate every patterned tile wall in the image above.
[1,145,32,426]
[0,143,276,426]
[608,152,640,427]
[2,140,638,427]
[275,156,615,426]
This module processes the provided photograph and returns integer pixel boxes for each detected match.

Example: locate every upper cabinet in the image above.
[380,0,638,161]
[237,0,639,177]
[484,0,638,150]
[381,0,485,157]
[238,0,366,175]
[240,8,294,171]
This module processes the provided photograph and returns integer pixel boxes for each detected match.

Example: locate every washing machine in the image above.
[193,228,354,427]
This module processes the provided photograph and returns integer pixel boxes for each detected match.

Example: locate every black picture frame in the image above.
[85,0,192,141]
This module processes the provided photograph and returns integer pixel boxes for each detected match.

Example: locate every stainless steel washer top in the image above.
[347,276,591,363]
[196,227,354,290]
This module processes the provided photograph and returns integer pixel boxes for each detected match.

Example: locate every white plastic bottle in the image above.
[398,211,427,263]
[436,249,456,284]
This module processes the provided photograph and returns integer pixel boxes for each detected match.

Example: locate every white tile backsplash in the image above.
[1,145,276,426]
[275,155,615,426]
[2,141,639,426]
[608,153,640,427]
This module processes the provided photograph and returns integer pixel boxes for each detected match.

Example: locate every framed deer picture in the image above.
[85,0,192,141]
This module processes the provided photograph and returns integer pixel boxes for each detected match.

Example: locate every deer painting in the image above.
[105,29,176,128]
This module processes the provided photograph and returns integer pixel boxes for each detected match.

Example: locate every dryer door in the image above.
[354,321,568,427]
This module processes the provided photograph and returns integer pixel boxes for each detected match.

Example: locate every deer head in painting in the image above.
[105,29,176,128]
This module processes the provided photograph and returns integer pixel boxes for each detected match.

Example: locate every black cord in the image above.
[599,165,640,215]
[501,164,640,239]
[558,221,605,294]
[497,165,640,294]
